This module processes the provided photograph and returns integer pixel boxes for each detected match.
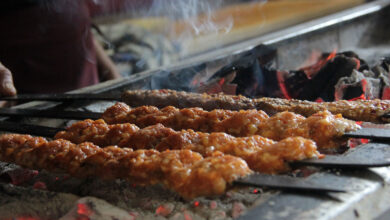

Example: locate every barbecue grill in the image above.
[2,0,390,219]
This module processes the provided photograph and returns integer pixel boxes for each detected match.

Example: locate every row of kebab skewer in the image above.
[1,89,390,199]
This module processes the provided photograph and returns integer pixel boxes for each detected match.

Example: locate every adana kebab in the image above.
[101,103,359,150]
[121,89,390,123]
[55,119,322,173]
[0,134,251,199]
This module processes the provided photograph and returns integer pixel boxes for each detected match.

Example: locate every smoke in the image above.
[92,0,236,56]
[147,0,233,35]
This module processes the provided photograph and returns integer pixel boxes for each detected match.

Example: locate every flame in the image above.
[276,71,291,99]
[325,49,337,61]
[300,49,337,78]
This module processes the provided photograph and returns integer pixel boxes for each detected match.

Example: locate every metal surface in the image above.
[344,128,390,141]
[293,143,390,168]
[0,108,101,120]
[0,121,63,137]
[0,93,120,102]
[235,174,346,193]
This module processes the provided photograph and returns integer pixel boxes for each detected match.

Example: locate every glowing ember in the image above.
[382,87,390,99]
[252,189,260,194]
[193,201,200,207]
[33,181,47,190]
[183,211,192,220]
[218,78,225,86]
[77,203,93,217]
[155,204,174,217]
[277,71,292,99]
[13,217,40,220]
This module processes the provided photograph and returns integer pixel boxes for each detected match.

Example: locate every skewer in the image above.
[0,133,345,196]
[0,121,388,168]
[1,89,389,123]
[0,104,386,142]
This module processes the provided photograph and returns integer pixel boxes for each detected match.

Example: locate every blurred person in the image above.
[0,0,121,96]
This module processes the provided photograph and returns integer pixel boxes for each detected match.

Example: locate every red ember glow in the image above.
[301,49,337,78]
[193,201,200,207]
[13,217,40,220]
[218,78,225,86]
[155,205,173,217]
[352,57,361,70]
[277,71,292,99]
[33,181,47,190]
[184,211,193,220]
[77,203,93,217]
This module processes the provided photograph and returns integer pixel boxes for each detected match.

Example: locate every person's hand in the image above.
[94,39,122,82]
[0,62,17,97]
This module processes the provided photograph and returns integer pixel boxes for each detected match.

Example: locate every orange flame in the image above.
[301,49,337,78]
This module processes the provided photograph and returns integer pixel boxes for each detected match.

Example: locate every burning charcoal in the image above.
[202,44,276,98]
[148,68,202,91]
[0,183,79,219]
[33,181,47,190]
[379,57,390,72]
[155,203,175,217]
[0,166,38,185]
[284,70,310,99]
[298,54,359,101]
[339,51,368,71]
[335,66,389,100]
[59,197,133,220]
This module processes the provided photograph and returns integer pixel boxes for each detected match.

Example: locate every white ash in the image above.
[0,162,274,219]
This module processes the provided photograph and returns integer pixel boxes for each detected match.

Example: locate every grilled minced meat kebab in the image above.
[0,134,251,199]
[102,103,359,151]
[55,119,322,173]
[121,89,390,123]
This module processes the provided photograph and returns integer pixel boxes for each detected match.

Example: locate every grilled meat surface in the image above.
[0,134,251,199]
[55,119,322,173]
[102,103,359,151]
[121,89,390,123]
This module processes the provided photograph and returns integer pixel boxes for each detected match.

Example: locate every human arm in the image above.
[94,39,122,81]
[0,62,16,96]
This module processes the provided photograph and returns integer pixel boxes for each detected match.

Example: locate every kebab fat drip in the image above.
[0,134,251,199]
[121,89,390,123]
[101,103,360,151]
[55,119,323,173]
